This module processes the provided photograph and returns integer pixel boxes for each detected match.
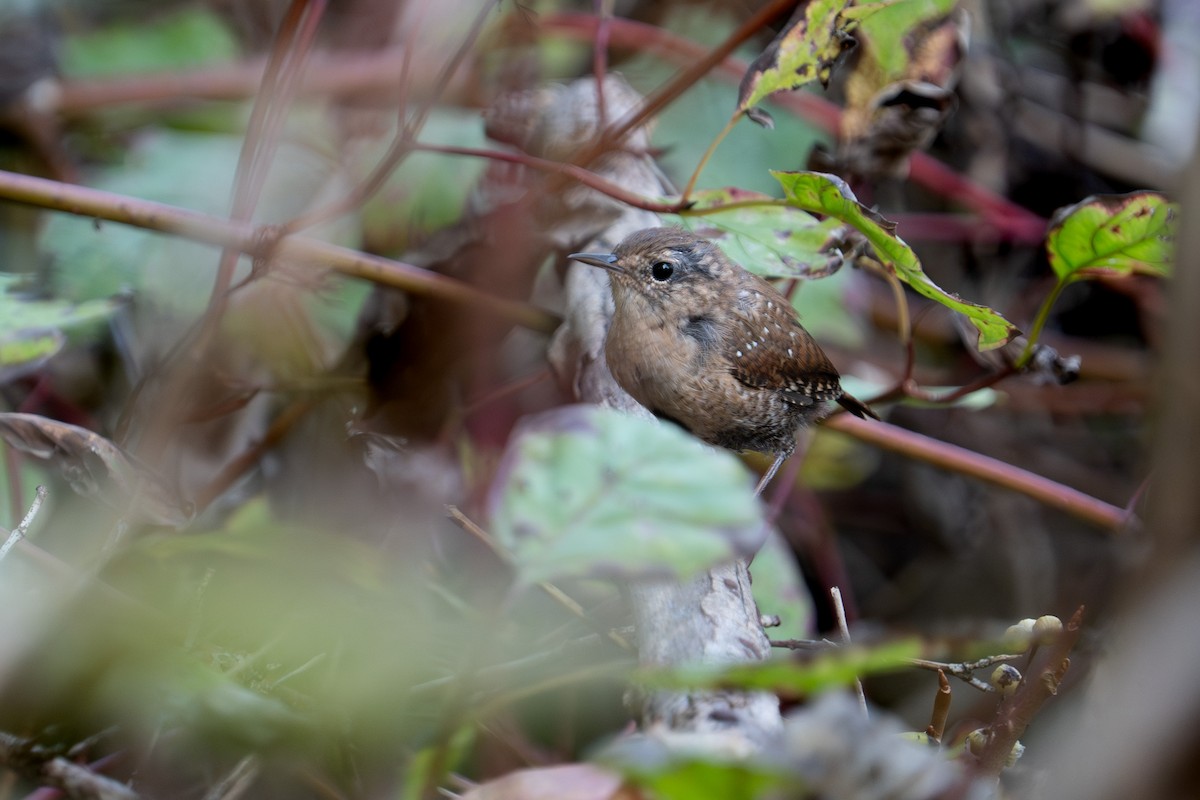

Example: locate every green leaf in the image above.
[1045,192,1176,282]
[773,170,1017,349]
[489,406,765,585]
[0,273,120,332]
[0,329,63,382]
[737,0,871,114]
[0,273,120,381]
[671,188,856,279]
[400,728,476,800]
[747,534,814,642]
[646,639,920,696]
[621,758,796,800]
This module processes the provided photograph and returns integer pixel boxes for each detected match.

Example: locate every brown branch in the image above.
[909,653,1025,693]
[927,670,952,742]
[210,0,327,316]
[408,141,686,212]
[0,731,139,800]
[55,49,413,114]
[0,169,558,334]
[192,398,316,512]
[826,415,1129,531]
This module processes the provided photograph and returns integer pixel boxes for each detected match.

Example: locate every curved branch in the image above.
[826,414,1130,532]
[0,169,558,334]
[408,141,686,212]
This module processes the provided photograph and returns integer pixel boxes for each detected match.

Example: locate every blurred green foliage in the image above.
[61,6,240,78]
[490,406,765,585]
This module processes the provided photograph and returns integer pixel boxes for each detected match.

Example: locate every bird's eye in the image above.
[651,261,675,282]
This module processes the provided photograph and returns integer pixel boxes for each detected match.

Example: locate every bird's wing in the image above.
[726,294,842,407]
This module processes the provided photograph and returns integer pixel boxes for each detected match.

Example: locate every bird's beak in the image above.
[569,252,620,272]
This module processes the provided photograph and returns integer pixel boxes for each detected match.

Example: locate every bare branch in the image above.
[0,484,46,562]
[830,586,868,719]
[0,730,139,800]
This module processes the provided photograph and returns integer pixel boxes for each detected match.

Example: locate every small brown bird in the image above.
[570,227,876,494]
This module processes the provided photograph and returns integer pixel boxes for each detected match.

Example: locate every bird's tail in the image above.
[836,392,880,420]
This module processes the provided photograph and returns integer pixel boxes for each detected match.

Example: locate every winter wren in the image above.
[570,227,876,493]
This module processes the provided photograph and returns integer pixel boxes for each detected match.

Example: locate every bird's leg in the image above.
[754,452,788,497]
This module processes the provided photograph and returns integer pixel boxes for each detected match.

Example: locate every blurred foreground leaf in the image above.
[1,520,443,753]
[61,6,239,78]
[489,406,765,585]
[622,757,795,800]
[773,170,1017,349]
[646,638,920,698]
[745,533,814,642]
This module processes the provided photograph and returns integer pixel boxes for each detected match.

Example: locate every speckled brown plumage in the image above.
[570,227,876,492]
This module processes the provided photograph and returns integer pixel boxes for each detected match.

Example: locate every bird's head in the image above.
[569,227,730,312]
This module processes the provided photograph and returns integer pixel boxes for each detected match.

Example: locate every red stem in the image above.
[827,414,1129,531]
[408,141,686,212]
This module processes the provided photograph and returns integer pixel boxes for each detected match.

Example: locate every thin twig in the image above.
[287,0,500,233]
[206,0,327,330]
[927,670,952,742]
[595,0,796,147]
[200,756,260,800]
[193,398,317,513]
[768,637,840,650]
[407,141,687,212]
[0,485,47,562]
[592,0,614,126]
[681,111,740,201]
[909,653,1024,693]
[830,586,868,719]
